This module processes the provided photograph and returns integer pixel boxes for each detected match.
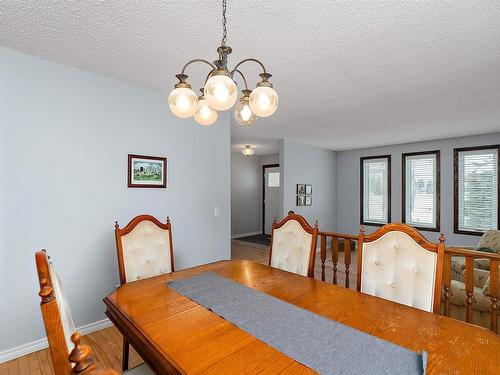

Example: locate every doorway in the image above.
[262,164,280,235]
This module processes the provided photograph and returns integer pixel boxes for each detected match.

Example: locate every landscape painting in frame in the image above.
[128,154,167,188]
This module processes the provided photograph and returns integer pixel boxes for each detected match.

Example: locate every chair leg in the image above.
[122,337,130,371]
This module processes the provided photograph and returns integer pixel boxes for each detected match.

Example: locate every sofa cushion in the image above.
[449,280,497,313]
[482,264,500,296]
[478,230,500,253]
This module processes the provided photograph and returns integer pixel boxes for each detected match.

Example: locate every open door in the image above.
[263,164,280,235]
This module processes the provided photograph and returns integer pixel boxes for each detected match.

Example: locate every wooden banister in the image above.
[319,232,358,286]
[443,246,500,334]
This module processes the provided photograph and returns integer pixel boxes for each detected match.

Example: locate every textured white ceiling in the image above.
[1,1,500,151]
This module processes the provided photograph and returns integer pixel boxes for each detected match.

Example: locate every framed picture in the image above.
[296,195,305,206]
[305,184,312,195]
[128,154,167,188]
[305,196,312,206]
[297,184,306,194]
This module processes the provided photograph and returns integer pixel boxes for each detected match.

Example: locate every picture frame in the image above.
[297,184,306,194]
[128,154,167,188]
[305,196,312,206]
[305,184,312,195]
[296,195,305,206]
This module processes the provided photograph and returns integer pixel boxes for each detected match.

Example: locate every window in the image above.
[360,155,391,225]
[402,151,440,231]
[268,172,280,187]
[454,145,499,235]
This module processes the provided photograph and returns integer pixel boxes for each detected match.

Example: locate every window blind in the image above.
[458,148,498,232]
[405,154,437,228]
[363,158,389,224]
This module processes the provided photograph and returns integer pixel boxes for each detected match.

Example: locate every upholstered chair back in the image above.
[269,211,318,277]
[357,224,445,313]
[478,230,500,253]
[115,215,174,284]
[35,250,98,374]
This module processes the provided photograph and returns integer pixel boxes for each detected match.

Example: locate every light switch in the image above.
[214,206,220,217]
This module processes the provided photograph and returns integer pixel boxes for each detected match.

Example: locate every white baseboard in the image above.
[0,318,112,364]
[231,231,262,239]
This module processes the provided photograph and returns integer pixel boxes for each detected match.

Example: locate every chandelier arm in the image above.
[181,59,218,75]
[230,58,267,75]
[231,69,249,90]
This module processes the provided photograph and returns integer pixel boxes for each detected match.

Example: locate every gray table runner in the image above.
[168,272,426,375]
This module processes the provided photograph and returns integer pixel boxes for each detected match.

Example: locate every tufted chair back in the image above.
[269,211,318,277]
[357,224,445,313]
[115,215,174,284]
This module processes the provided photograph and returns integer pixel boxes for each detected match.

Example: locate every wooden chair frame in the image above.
[35,250,104,375]
[269,211,319,278]
[357,223,445,314]
[114,214,174,371]
[114,214,175,286]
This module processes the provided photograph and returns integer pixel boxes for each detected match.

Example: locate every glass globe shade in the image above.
[234,97,256,126]
[168,87,198,118]
[204,74,238,111]
[194,98,218,126]
[249,86,279,117]
[242,146,254,157]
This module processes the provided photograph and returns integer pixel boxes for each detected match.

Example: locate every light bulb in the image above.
[194,98,218,126]
[234,94,256,126]
[204,74,237,110]
[168,87,198,118]
[249,86,278,117]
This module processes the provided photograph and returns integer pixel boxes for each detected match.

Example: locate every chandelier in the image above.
[168,0,278,127]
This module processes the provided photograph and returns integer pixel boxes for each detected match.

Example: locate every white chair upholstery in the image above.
[48,263,76,354]
[120,220,172,282]
[270,219,313,276]
[361,231,438,312]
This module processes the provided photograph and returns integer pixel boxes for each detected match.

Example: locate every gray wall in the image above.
[336,132,500,246]
[281,140,337,230]
[0,48,231,351]
[230,151,262,236]
[230,153,280,236]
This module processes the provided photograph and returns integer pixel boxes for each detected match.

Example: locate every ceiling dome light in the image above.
[168,0,277,123]
[168,75,198,118]
[249,73,278,117]
[194,89,218,126]
[204,71,238,111]
[234,90,256,126]
[242,145,254,157]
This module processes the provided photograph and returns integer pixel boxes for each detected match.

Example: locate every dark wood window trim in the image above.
[402,150,441,232]
[454,144,500,236]
[262,163,280,235]
[360,155,391,227]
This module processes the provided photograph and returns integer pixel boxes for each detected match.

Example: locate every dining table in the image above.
[103,260,500,374]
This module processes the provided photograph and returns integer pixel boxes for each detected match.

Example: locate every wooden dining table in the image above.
[103,260,500,374]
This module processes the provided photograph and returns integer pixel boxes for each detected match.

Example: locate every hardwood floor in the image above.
[1,240,356,374]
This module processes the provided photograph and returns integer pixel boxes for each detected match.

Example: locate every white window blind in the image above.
[457,148,498,233]
[362,158,389,224]
[405,153,438,229]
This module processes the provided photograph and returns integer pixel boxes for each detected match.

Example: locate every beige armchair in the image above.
[449,230,500,329]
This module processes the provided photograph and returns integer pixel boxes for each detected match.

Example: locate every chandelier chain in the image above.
[221,0,227,46]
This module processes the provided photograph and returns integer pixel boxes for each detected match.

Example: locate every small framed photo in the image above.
[296,195,305,206]
[305,196,312,206]
[128,154,167,188]
[297,184,306,194]
[305,184,312,195]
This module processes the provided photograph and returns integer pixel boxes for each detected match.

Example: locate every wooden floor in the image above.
[1,240,356,374]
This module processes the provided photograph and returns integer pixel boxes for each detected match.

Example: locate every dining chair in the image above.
[357,223,445,313]
[35,250,153,375]
[114,214,174,370]
[269,210,318,277]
